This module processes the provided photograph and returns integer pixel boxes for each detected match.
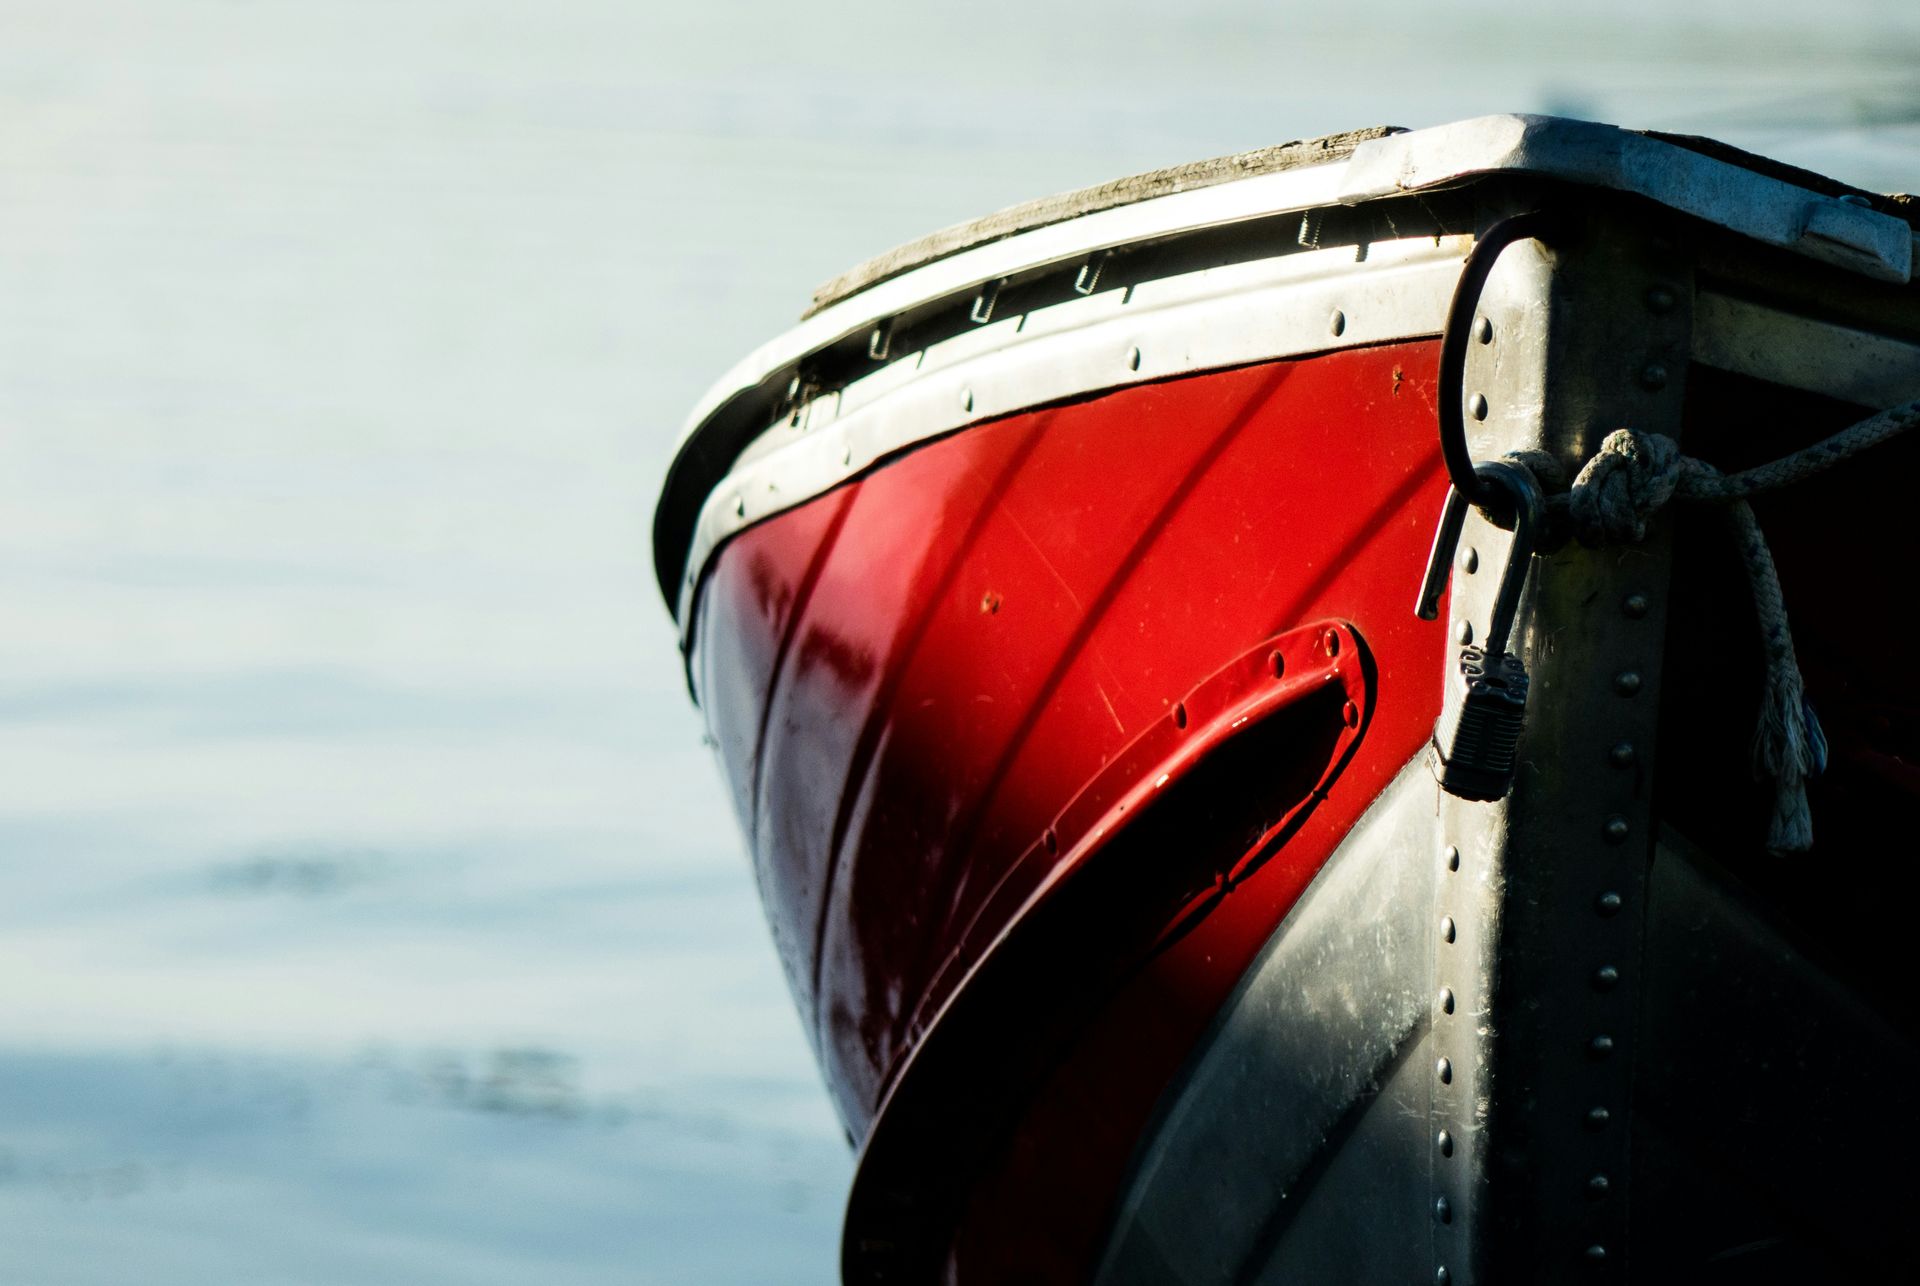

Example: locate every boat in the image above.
[650,115,1920,1283]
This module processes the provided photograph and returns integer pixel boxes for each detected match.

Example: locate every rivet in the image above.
[1458,546,1479,574]
[841,444,853,466]
[1125,345,1142,371]
[1645,285,1676,314]
[1609,741,1636,769]
[1173,702,1188,730]
[1469,393,1489,421]
[1269,650,1286,678]
[1640,363,1669,391]
[1322,629,1341,657]
[1586,1106,1611,1131]
[1043,828,1058,855]
[1586,1244,1609,1263]
[1330,309,1347,337]
[1454,619,1474,645]
[1437,1128,1455,1157]
[1603,816,1630,844]
[1596,890,1623,916]
[1612,671,1642,697]
[1839,192,1873,208]
[1434,1196,1452,1224]
[959,387,974,412]
[1437,1057,1453,1084]
[1342,700,1360,728]
[1440,915,1456,944]
[731,494,746,517]
[1587,1172,1611,1200]
[1436,1269,1451,1285]
[1438,986,1455,1015]
[1589,1034,1616,1059]
[1593,964,1620,991]
[1444,845,1460,873]
[1474,315,1493,344]
[1622,592,1649,619]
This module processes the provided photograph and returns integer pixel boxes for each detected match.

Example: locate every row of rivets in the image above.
[1435,835,1463,1284]
[1581,577,1657,1264]
[1432,309,1497,1286]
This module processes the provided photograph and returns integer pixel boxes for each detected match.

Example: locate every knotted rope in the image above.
[1507,397,1920,855]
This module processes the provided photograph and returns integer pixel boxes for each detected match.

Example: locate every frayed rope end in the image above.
[1753,672,1822,855]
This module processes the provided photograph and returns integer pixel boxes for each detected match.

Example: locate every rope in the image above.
[1463,402,1901,852]
[1516,397,1920,853]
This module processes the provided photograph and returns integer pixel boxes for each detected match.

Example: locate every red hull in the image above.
[695,342,1453,1268]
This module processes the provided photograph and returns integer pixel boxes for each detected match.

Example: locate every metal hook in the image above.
[1436,211,1565,510]
[1416,458,1545,655]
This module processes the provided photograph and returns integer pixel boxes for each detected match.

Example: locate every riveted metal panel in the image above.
[1439,201,1694,1282]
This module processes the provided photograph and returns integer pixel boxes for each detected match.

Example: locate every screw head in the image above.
[1342,700,1360,728]
[1437,1128,1455,1157]
[1593,964,1621,991]
[1645,285,1677,314]
[1454,619,1474,645]
[1589,1034,1616,1059]
[1435,1196,1452,1224]
[1269,650,1285,678]
[1438,986,1455,1015]
[959,387,974,412]
[1436,1269,1451,1285]
[1322,628,1341,657]
[1440,915,1456,944]
[1329,310,1346,337]
[731,494,746,517]
[1586,1105,1612,1130]
[1640,363,1669,391]
[1125,345,1142,371]
[1586,1244,1609,1263]
[1458,546,1479,575]
[1469,393,1489,421]
[1622,592,1649,618]
[1587,1172,1612,1199]
[1613,671,1643,697]
[1436,1057,1453,1084]
[1474,315,1494,344]
[1596,890,1623,916]
[1603,816,1630,844]
[1609,741,1636,768]
[1444,845,1461,873]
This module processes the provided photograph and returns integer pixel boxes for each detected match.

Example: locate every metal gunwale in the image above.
[654,114,1917,629]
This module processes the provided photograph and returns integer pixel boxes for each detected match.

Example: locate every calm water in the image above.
[0,2,1913,1280]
